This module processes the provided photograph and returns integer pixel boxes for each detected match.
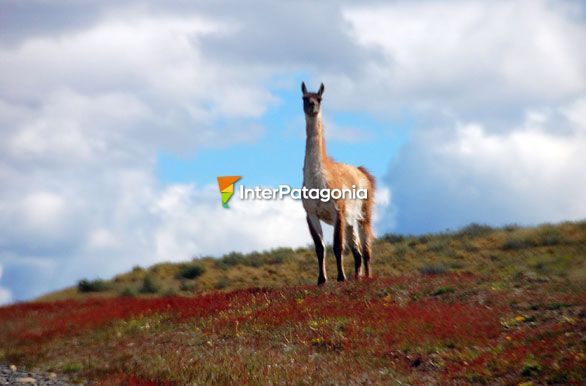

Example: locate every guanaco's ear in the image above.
[318,83,325,97]
[301,81,308,95]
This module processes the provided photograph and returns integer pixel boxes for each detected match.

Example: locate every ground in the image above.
[1,221,585,384]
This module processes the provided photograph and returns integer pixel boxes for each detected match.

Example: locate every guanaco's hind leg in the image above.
[307,215,327,285]
[333,210,347,282]
[347,225,363,279]
[358,221,373,278]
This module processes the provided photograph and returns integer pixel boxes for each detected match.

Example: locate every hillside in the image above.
[1,221,585,384]
[40,221,586,301]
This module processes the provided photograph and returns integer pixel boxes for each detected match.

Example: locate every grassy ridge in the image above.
[40,221,586,301]
[1,220,584,384]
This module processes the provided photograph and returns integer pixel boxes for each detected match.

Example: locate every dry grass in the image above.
[38,220,586,301]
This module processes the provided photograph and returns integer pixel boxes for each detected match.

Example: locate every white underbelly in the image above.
[302,196,337,225]
[302,174,365,226]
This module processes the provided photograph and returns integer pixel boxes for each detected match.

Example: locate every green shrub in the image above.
[502,237,533,250]
[180,281,198,292]
[419,264,449,275]
[407,238,419,247]
[62,361,83,373]
[426,239,451,253]
[393,244,409,258]
[163,288,178,297]
[456,223,494,238]
[119,287,138,297]
[461,240,479,252]
[140,275,161,294]
[77,279,109,293]
[504,224,520,232]
[215,276,229,289]
[535,227,564,246]
[177,264,206,279]
[215,247,298,269]
[268,247,296,264]
[521,355,542,377]
[381,233,405,243]
[418,235,431,244]
[215,251,246,268]
[431,286,456,296]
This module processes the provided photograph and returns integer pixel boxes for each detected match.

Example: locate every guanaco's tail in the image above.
[358,166,376,192]
[357,166,375,276]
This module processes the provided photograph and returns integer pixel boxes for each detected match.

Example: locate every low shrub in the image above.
[78,279,109,293]
[431,286,456,296]
[393,244,409,258]
[502,237,533,250]
[215,276,230,290]
[215,252,246,269]
[426,239,451,253]
[268,247,296,265]
[534,227,565,246]
[504,224,520,232]
[120,287,138,297]
[381,233,405,243]
[180,281,198,292]
[419,264,449,275]
[177,264,206,279]
[456,223,494,238]
[140,275,161,294]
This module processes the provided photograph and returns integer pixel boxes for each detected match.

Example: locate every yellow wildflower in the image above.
[311,337,323,345]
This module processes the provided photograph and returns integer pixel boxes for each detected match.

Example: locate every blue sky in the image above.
[1,0,585,304]
[157,78,412,189]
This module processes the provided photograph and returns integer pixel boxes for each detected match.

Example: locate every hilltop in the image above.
[41,221,586,301]
[1,221,585,384]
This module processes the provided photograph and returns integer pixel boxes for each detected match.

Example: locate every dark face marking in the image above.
[303,93,322,116]
[301,81,325,117]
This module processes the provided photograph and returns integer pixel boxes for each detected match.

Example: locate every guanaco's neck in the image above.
[304,113,329,173]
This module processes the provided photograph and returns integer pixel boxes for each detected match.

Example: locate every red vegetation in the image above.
[0,273,584,384]
[0,288,264,343]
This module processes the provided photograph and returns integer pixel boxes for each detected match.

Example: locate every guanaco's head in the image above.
[301,81,324,117]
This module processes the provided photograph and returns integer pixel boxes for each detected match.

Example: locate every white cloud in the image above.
[338,0,586,119]
[152,184,310,261]
[0,288,11,306]
[323,118,375,143]
[0,265,12,305]
[384,100,586,233]
[0,8,286,302]
[373,186,391,228]
[0,178,317,301]
[0,14,273,156]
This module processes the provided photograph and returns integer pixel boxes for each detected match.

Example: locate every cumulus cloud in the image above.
[0,3,296,302]
[339,0,586,122]
[384,100,586,234]
[151,184,311,261]
[323,119,375,143]
[1,180,317,301]
[333,0,586,233]
[0,265,12,305]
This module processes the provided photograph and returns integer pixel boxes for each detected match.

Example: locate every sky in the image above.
[1,0,585,304]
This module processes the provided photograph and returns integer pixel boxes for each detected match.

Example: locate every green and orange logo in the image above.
[217,176,241,208]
